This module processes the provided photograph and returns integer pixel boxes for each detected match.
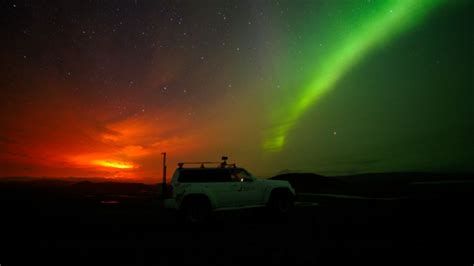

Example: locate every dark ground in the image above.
[0,178,473,265]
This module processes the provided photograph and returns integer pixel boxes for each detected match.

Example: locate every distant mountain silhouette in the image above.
[0,177,159,199]
[70,181,156,195]
[0,176,133,184]
[271,172,474,198]
[2,172,473,199]
[270,172,348,194]
[276,169,303,175]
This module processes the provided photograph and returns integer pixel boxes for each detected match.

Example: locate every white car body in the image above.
[164,167,295,211]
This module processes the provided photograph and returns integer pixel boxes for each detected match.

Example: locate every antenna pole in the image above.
[161,152,167,197]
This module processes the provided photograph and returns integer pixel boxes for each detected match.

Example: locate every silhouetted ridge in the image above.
[270,173,347,194]
[70,181,154,195]
[271,172,474,198]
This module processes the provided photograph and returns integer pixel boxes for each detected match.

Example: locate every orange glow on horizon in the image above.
[0,79,208,181]
[92,160,136,169]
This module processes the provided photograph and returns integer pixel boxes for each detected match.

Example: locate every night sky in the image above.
[1,0,472,182]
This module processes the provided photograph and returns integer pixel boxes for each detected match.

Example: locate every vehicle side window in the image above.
[231,170,250,182]
[178,169,231,183]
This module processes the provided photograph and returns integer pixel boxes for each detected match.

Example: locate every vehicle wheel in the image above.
[268,191,294,217]
[182,198,211,224]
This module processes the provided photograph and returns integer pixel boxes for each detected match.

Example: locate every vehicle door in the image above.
[231,169,265,207]
[203,169,241,208]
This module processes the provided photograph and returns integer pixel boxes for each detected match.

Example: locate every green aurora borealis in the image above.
[264,0,446,151]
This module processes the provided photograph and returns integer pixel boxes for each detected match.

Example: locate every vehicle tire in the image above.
[268,190,294,218]
[181,197,211,224]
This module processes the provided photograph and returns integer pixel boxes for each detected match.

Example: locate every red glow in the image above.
[0,78,206,182]
[92,160,135,169]
[0,54,254,183]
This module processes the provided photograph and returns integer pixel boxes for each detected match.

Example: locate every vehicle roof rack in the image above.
[178,156,237,169]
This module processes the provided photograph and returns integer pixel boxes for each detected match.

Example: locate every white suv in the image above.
[164,157,296,223]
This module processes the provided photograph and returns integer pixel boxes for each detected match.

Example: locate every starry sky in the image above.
[0,0,473,182]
